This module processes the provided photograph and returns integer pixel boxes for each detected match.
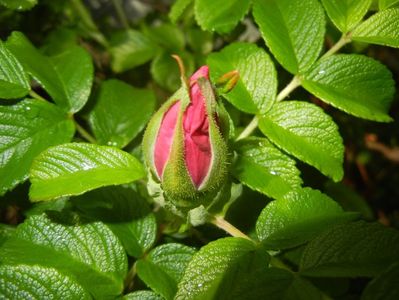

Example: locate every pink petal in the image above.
[183,66,212,187]
[154,101,181,178]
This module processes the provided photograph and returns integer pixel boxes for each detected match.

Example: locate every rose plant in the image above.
[0,0,399,299]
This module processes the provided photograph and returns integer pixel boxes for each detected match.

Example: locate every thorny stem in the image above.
[111,0,130,29]
[73,118,97,144]
[235,33,352,142]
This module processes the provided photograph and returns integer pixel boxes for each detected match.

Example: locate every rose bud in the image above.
[143,61,231,210]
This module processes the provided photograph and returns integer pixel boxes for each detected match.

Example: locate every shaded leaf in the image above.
[362,262,399,300]
[169,0,193,23]
[0,0,37,10]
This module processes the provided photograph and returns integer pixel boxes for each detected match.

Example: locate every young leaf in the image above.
[194,0,251,34]
[256,188,359,249]
[124,290,164,300]
[207,42,277,114]
[89,79,156,148]
[258,101,344,181]
[0,214,128,298]
[29,143,145,201]
[176,237,294,299]
[379,0,399,10]
[352,8,399,48]
[252,0,325,74]
[136,243,196,300]
[302,54,395,122]
[233,138,302,200]
[0,99,74,196]
[362,262,399,300]
[320,0,372,33]
[169,0,193,23]
[0,0,37,10]
[109,30,157,73]
[300,221,399,277]
[72,186,157,258]
[0,265,91,299]
[6,32,93,113]
[0,40,30,99]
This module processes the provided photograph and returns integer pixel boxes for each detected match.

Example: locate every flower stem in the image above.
[73,119,97,144]
[210,215,252,240]
[29,90,47,102]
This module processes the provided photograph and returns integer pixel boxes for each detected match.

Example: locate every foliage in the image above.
[0,0,399,299]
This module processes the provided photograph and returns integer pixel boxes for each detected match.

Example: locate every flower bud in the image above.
[143,65,230,209]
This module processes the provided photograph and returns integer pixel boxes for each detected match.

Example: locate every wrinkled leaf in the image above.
[352,8,399,48]
[0,99,74,196]
[29,143,145,201]
[252,0,325,74]
[302,54,395,122]
[0,0,37,10]
[89,79,156,148]
[207,42,277,114]
[256,188,359,249]
[362,262,399,300]
[321,0,372,32]
[300,221,399,277]
[0,40,30,99]
[0,214,127,298]
[258,101,344,181]
[233,138,302,200]
[124,290,164,300]
[379,0,399,9]
[0,265,91,299]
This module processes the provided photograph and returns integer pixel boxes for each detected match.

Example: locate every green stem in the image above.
[29,90,47,102]
[321,33,351,59]
[70,0,109,48]
[234,34,351,142]
[111,0,130,29]
[235,116,259,142]
[124,261,137,292]
[73,119,97,144]
[210,215,252,240]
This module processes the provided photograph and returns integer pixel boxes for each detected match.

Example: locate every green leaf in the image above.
[176,237,294,300]
[124,290,164,300]
[233,137,302,200]
[256,188,359,249]
[207,42,277,114]
[352,8,399,48]
[284,276,325,300]
[300,221,399,277]
[0,224,15,246]
[151,51,195,92]
[0,0,37,10]
[258,101,344,181]
[72,186,157,258]
[379,0,399,10]
[252,0,325,74]
[362,262,399,300]
[89,79,156,148]
[29,143,145,201]
[137,243,196,300]
[302,54,395,122]
[109,30,157,73]
[144,23,185,51]
[0,213,127,298]
[0,265,91,299]
[0,99,74,196]
[195,0,251,34]
[169,0,193,23]
[49,46,94,113]
[6,32,93,113]
[0,40,30,99]
[321,0,372,33]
